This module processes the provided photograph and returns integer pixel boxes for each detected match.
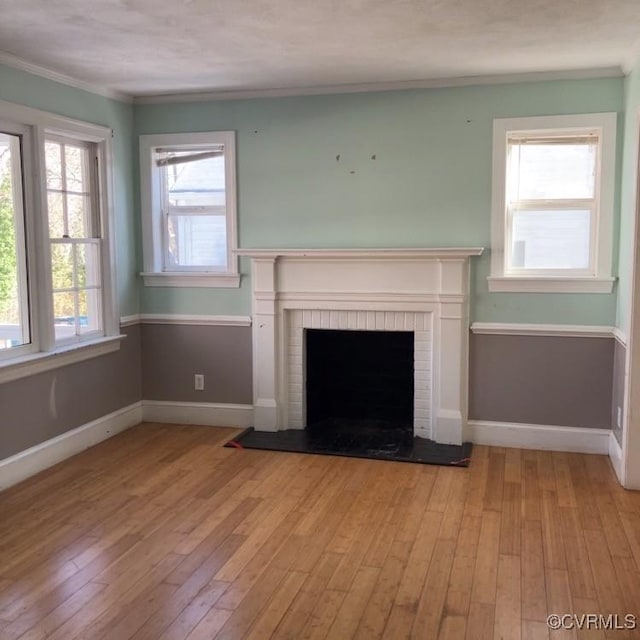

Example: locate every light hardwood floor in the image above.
[0,423,639,639]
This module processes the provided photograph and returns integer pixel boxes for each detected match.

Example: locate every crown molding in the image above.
[0,49,625,107]
[133,66,624,105]
[0,51,133,103]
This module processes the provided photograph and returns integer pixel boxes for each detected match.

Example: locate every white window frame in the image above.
[0,100,121,384]
[139,131,239,288]
[489,113,617,293]
[0,121,35,361]
[46,134,104,345]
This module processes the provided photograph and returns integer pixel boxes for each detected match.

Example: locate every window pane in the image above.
[507,142,597,201]
[53,291,77,342]
[65,144,86,193]
[53,286,102,340]
[167,214,227,268]
[48,192,66,238]
[0,132,30,350]
[76,242,101,287]
[67,194,89,238]
[77,288,102,335]
[51,243,74,289]
[45,141,62,190]
[165,154,226,208]
[510,209,591,270]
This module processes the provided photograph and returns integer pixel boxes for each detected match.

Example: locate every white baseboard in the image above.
[0,401,143,491]
[142,401,253,428]
[608,432,624,483]
[467,420,611,454]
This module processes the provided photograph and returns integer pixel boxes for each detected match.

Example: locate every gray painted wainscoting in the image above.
[0,325,142,460]
[140,323,617,433]
[141,324,252,404]
[612,339,626,445]
[2,323,616,463]
[469,333,614,429]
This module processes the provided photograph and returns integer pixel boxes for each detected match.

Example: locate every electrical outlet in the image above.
[617,405,622,428]
[194,374,204,391]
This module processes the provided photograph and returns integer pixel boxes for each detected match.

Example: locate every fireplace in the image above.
[237,247,483,445]
[305,328,414,430]
[286,308,431,437]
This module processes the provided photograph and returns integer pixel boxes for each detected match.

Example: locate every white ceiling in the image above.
[0,0,639,99]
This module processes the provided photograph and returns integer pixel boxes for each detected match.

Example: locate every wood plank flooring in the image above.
[1,423,639,639]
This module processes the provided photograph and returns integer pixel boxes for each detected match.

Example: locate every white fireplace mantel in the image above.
[237,247,484,445]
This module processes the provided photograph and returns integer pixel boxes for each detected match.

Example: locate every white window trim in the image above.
[139,131,239,288]
[489,112,617,293]
[0,99,121,379]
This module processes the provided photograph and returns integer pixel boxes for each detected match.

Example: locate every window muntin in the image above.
[505,131,600,275]
[0,129,30,355]
[45,137,103,344]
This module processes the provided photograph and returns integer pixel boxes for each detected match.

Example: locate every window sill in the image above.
[487,276,616,293]
[141,272,241,288]
[0,335,125,385]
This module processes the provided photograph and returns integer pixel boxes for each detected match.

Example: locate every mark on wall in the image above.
[49,377,58,420]
[334,152,376,174]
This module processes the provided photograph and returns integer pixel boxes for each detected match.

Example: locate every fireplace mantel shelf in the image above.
[236,247,484,259]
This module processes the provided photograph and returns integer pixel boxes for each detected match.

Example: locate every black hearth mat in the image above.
[224,423,472,467]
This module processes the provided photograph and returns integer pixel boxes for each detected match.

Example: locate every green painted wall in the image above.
[136,78,623,323]
[616,62,640,336]
[0,64,139,316]
[0,64,623,325]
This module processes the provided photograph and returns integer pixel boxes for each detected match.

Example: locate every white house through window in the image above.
[158,147,227,270]
[506,131,598,272]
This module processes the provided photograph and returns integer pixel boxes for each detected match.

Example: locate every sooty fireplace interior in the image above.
[305,328,414,450]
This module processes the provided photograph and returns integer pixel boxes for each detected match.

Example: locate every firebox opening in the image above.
[305,328,414,434]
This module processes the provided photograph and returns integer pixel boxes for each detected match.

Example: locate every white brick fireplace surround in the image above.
[237,248,483,445]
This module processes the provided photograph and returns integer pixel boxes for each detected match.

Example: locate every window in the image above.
[0,126,30,355]
[139,131,239,287]
[46,137,103,343]
[0,100,119,381]
[489,113,617,293]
